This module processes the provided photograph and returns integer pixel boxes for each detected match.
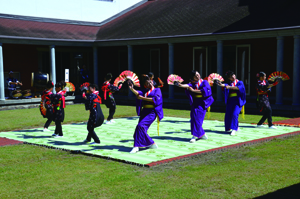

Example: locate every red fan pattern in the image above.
[167,74,184,85]
[268,71,290,82]
[207,73,224,86]
[113,76,125,87]
[39,101,47,117]
[80,82,90,91]
[157,77,164,86]
[119,70,140,87]
[65,82,75,92]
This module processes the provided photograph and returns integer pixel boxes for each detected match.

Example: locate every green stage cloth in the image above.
[1,117,299,165]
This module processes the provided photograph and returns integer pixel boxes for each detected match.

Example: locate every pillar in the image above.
[93,46,98,85]
[276,36,284,105]
[293,36,300,105]
[128,45,134,97]
[49,45,56,94]
[217,40,223,102]
[0,43,4,100]
[168,43,174,99]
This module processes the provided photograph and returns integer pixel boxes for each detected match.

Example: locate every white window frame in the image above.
[193,47,208,77]
[236,44,251,95]
[150,49,161,77]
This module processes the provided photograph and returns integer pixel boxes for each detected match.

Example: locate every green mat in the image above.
[0,117,299,165]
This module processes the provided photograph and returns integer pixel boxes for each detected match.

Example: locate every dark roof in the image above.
[1,0,300,42]
[96,0,300,40]
[0,17,100,40]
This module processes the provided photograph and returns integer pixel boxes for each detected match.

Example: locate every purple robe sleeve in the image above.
[135,90,143,116]
[199,80,212,98]
[236,81,246,107]
[199,80,214,108]
[152,88,164,121]
[223,82,246,107]
[223,83,230,105]
[185,83,193,106]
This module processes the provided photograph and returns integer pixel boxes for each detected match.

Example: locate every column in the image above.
[49,45,56,94]
[293,36,300,105]
[276,36,284,105]
[93,46,98,85]
[217,40,223,102]
[0,43,4,100]
[168,43,174,99]
[127,45,134,97]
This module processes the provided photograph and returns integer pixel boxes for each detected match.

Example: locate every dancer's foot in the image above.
[105,120,112,124]
[200,134,208,140]
[149,143,158,149]
[43,128,51,132]
[230,130,237,136]
[52,133,57,136]
[83,139,91,143]
[54,135,63,138]
[256,125,266,128]
[190,136,196,143]
[130,147,139,154]
[269,125,277,129]
[90,142,100,145]
[110,120,116,123]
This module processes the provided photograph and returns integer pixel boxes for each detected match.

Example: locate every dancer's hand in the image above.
[136,95,143,100]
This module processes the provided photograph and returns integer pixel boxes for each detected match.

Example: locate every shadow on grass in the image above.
[152,136,190,142]
[47,140,86,146]
[71,123,87,125]
[255,182,300,199]
[13,129,42,132]
[17,134,52,139]
[82,145,135,153]
[124,117,139,120]
[119,139,134,143]
[160,120,190,123]
[205,130,230,135]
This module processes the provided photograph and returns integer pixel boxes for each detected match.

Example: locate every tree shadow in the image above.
[160,120,190,123]
[164,129,190,134]
[13,129,43,133]
[125,117,139,120]
[205,130,230,135]
[254,182,300,199]
[16,134,52,139]
[119,139,134,143]
[152,136,190,142]
[83,144,148,153]
[47,140,85,146]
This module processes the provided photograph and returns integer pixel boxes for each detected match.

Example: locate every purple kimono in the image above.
[223,80,246,131]
[185,80,214,138]
[134,88,164,147]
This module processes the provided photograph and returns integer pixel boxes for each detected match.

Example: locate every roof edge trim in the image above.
[0,35,95,42]
[96,25,300,42]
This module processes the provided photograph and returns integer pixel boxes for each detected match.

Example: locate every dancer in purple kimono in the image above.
[128,76,163,154]
[216,70,246,136]
[176,70,214,143]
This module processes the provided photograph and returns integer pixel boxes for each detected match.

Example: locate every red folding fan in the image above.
[113,76,125,87]
[65,82,75,92]
[157,77,164,87]
[120,70,140,87]
[207,73,224,85]
[80,82,90,91]
[268,71,290,82]
[167,74,184,85]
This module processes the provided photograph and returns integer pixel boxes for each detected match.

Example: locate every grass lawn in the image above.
[0,104,299,198]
